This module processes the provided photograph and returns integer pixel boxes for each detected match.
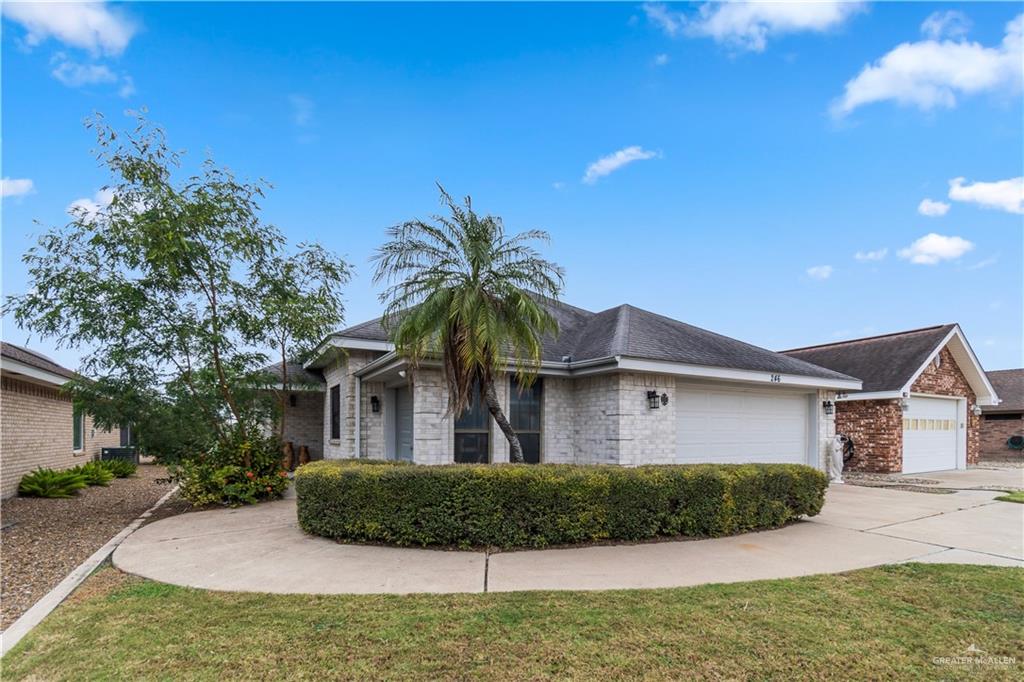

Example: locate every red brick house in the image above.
[783,325,999,474]
[0,342,122,499]
[980,369,1023,458]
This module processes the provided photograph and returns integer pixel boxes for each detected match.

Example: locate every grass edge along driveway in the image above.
[5,563,1022,680]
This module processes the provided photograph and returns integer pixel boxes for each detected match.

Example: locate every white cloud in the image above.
[118,74,136,98]
[653,53,670,66]
[806,265,833,280]
[898,233,974,265]
[582,146,659,184]
[967,256,998,271]
[921,10,971,41]
[50,54,116,86]
[289,94,314,126]
[1,178,35,198]
[66,188,115,220]
[832,13,1024,117]
[2,1,136,56]
[948,176,1024,214]
[854,248,887,262]
[645,1,863,52]
[917,198,950,217]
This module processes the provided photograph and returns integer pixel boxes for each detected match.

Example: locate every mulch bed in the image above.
[0,464,184,630]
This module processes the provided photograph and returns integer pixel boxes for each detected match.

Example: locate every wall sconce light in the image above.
[971,404,983,417]
[370,395,381,413]
[899,398,911,412]
[398,369,407,379]
[647,390,660,409]
[289,394,297,408]
[822,400,834,416]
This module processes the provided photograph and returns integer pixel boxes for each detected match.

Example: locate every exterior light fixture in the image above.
[370,395,381,413]
[647,390,660,409]
[971,404,983,417]
[822,400,834,416]
[398,369,407,379]
[900,398,911,412]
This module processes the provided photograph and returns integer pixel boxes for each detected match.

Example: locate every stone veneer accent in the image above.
[837,345,980,473]
[1,376,121,499]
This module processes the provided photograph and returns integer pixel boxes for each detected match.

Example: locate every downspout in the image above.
[354,376,362,458]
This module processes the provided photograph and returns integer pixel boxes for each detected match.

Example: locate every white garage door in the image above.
[676,384,810,465]
[902,396,958,474]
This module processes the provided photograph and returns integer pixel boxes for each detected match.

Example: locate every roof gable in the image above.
[984,369,1023,413]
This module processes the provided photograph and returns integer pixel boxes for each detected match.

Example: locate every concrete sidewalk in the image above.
[113,482,1023,595]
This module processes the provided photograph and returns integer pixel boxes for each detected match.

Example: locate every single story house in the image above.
[260,360,326,461]
[1,342,123,499]
[782,324,999,474]
[979,369,1022,457]
[292,299,862,470]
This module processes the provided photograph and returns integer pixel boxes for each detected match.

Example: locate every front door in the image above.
[394,386,414,461]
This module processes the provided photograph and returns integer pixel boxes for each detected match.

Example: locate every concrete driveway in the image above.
[113,473,1023,595]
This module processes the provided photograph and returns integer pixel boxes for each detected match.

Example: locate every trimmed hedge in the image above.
[295,461,828,549]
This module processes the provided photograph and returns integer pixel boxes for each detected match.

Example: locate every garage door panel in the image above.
[676,384,810,465]
[902,396,958,474]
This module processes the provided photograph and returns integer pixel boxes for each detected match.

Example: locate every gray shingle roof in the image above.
[330,299,855,382]
[260,360,325,388]
[984,369,1023,413]
[0,342,76,380]
[781,325,956,393]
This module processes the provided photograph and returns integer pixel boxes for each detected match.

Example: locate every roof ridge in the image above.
[611,305,631,355]
[782,324,955,353]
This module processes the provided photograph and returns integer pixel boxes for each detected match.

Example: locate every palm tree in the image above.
[372,185,564,463]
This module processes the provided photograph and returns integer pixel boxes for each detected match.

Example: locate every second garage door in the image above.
[676,383,810,465]
[902,396,958,474]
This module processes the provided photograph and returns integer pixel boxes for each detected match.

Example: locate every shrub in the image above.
[295,461,828,549]
[170,432,289,507]
[99,459,138,478]
[19,468,89,498]
[71,461,115,486]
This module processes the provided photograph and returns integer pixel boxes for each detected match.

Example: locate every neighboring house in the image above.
[783,325,998,475]
[301,300,861,470]
[979,369,1023,457]
[259,360,326,461]
[1,342,123,499]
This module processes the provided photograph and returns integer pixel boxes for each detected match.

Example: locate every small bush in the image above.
[170,432,289,507]
[100,459,138,478]
[296,461,828,549]
[19,468,89,498]
[71,461,115,486]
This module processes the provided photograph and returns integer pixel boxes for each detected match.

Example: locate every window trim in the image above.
[510,376,543,464]
[72,405,85,452]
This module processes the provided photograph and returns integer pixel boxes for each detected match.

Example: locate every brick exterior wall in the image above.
[837,345,980,473]
[1,376,122,499]
[279,391,325,460]
[910,346,980,466]
[980,415,1023,457]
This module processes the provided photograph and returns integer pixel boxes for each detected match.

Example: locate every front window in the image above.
[454,383,489,463]
[73,405,84,451]
[510,377,542,464]
[329,385,341,440]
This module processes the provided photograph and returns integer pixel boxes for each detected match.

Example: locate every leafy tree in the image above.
[5,112,348,470]
[247,245,350,442]
[372,185,564,463]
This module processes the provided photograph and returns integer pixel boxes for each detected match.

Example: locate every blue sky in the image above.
[2,1,1022,372]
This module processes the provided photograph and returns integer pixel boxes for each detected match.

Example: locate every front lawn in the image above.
[4,564,1021,680]
[995,491,1024,504]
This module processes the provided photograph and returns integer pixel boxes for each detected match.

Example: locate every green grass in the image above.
[995,490,1024,504]
[4,564,1022,680]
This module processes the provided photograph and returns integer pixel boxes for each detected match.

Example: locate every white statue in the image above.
[828,434,845,484]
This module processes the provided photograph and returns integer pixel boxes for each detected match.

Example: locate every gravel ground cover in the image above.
[0,464,182,630]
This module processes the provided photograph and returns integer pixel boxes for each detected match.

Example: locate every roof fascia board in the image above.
[899,326,999,405]
[304,337,393,369]
[0,357,72,387]
[836,390,903,401]
[615,357,862,390]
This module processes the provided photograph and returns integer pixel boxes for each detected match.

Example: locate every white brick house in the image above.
[299,299,862,471]
[1,342,122,499]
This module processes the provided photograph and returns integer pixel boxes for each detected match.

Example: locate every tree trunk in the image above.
[278,342,288,443]
[482,379,523,463]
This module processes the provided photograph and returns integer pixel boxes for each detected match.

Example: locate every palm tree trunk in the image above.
[482,379,524,463]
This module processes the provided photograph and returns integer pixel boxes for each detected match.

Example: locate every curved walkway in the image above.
[113,480,1023,595]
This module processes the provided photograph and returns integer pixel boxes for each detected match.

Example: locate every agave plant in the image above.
[18,468,89,498]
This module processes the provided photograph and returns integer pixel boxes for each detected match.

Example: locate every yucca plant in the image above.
[19,468,89,498]
[100,459,138,478]
[73,461,115,486]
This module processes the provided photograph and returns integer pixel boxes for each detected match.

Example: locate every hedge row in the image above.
[295,460,828,549]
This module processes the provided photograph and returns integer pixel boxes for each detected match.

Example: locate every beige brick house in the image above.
[1,342,122,499]
[784,325,999,474]
[298,299,862,471]
[980,369,1023,458]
